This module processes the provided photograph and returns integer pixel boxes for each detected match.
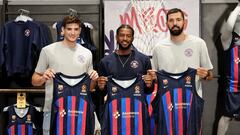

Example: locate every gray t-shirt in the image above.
[152,35,213,97]
[35,42,93,112]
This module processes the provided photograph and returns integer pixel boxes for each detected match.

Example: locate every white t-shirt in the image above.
[35,42,93,112]
[152,35,213,97]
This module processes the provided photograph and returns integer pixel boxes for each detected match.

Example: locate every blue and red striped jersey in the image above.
[146,83,158,135]
[50,73,95,135]
[152,68,204,135]
[6,105,41,135]
[224,32,240,92]
[101,75,150,135]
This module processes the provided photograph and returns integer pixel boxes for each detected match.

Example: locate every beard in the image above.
[118,43,132,50]
[169,25,184,36]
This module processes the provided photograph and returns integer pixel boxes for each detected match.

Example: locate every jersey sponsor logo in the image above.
[58,84,64,94]
[112,86,118,96]
[26,114,32,123]
[67,109,83,116]
[185,76,193,87]
[58,84,64,91]
[59,109,66,117]
[168,103,173,111]
[134,84,141,96]
[234,57,240,64]
[184,48,193,57]
[113,111,120,119]
[24,29,31,37]
[11,115,16,122]
[163,79,168,85]
[135,85,140,93]
[130,60,139,68]
[77,55,86,63]
[80,84,87,95]
[185,76,191,84]
[82,84,87,92]
[163,79,168,88]
[174,102,191,109]
[122,111,139,118]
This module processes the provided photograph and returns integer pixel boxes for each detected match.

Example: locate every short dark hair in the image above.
[116,24,134,37]
[62,15,81,28]
[166,8,185,21]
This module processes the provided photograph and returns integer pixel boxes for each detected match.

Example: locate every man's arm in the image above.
[151,46,159,70]
[32,72,45,86]
[221,3,240,50]
[197,67,213,81]
[32,68,55,86]
[88,70,99,92]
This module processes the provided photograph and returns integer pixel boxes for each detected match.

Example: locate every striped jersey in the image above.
[224,32,240,92]
[152,68,204,135]
[101,75,150,135]
[146,83,158,135]
[6,105,40,135]
[50,73,95,135]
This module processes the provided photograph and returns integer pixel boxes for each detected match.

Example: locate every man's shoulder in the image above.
[76,44,92,54]
[188,35,205,43]
[42,42,59,50]
[100,53,116,62]
[154,38,171,50]
[133,49,150,60]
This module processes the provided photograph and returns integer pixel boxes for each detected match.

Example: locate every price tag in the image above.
[17,92,26,108]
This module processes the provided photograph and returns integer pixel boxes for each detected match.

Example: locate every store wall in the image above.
[0,2,101,134]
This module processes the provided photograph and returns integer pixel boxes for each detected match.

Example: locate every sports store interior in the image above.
[0,0,239,134]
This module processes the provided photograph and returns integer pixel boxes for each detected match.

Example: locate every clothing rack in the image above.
[0,0,104,89]
[0,89,44,93]
[5,11,99,15]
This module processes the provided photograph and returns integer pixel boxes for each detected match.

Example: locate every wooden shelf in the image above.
[0,88,45,93]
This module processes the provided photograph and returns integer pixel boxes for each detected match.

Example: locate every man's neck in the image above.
[116,48,132,55]
[170,33,187,43]
[62,40,76,48]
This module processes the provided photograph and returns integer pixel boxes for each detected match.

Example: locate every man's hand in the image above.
[142,74,153,88]
[43,68,55,81]
[197,67,211,80]
[98,76,108,90]
[89,70,99,82]
[147,69,157,80]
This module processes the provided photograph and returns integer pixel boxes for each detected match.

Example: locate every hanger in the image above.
[3,92,41,112]
[83,22,93,29]
[52,22,57,29]
[67,8,78,17]
[15,9,33,22]
[3,92,27,112]
[52,8,78,29]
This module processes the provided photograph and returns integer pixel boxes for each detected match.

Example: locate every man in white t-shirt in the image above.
[31,15,98,135]
[151,8,213,97]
